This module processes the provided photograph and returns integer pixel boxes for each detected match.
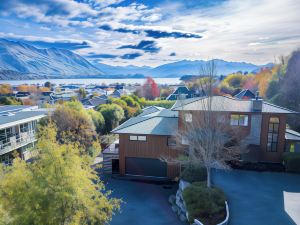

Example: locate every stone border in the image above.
[170,179,230,225]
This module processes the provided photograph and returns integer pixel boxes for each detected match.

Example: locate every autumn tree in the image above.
[48,101,100,155]
[219,73,248,95]
[138,77,160,100]
[0,124,120,225]
[0,84,12,95]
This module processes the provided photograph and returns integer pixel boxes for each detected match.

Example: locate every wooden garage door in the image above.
[125,157,167,177]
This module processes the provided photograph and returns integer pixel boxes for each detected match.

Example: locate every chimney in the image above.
[252,91,263,112]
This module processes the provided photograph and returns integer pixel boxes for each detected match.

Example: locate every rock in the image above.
[179,213,187,222]
[179,179,191,191]
[168,195,176,205]
[171,205,179,213]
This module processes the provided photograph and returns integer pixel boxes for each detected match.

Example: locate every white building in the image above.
[0,105,48,164]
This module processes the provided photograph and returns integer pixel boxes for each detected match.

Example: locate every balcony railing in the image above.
[0,131,36,155]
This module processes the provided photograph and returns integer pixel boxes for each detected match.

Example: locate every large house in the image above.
[104,96,300,179]
[0,105,48,165]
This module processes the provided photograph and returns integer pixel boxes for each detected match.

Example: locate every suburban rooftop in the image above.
[171,96,298,114]
[112,106,178,136]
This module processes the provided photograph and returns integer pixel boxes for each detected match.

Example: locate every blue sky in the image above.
[0,0,300,67]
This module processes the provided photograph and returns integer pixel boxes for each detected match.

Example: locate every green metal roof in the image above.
[112,108,178,135]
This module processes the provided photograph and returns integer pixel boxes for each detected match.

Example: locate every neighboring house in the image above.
[166,86,194,101]
[81,95,108,108]
[37,91,54,105]
[0,105,48,165]
[106,106,180,179]
[51,90,77,103]
[15,91,31,99]
[234,89,256,100]
[285,129,300,152]
[107,95,299,180]
[60,85,81,91]
[109,89,122,98]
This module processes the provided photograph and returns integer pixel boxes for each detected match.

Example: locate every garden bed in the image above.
[183,182,227,225]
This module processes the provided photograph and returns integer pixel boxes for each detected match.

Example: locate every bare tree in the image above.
[174,60,245,188]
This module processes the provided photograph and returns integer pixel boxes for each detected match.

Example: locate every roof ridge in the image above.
[263,101,298,113]
[112,116,154,132]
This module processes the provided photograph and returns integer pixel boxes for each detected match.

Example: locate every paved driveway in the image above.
[103,176,185,225]
[212,170,300,225]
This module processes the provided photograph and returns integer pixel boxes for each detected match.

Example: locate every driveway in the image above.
[103,176,185,225]
[212,169,300,225]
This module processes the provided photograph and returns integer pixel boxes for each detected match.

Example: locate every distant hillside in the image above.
[0,39,102,78]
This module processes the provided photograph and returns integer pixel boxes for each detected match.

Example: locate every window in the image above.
[138,136,147,141]
[184,113,192,123]
[129,135,146,141]
[167,137,176,146]
[267,117,279,152]
[181,136,189,145]
[20,123,29,132]
[129,135,137,141]
[230,114,248,126]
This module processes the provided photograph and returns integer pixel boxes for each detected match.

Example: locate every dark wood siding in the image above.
[119,134,181,179]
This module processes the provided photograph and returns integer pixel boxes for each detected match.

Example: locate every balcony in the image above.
[0,131,36,155]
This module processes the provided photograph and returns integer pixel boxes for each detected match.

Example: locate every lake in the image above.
[0,78,183,86]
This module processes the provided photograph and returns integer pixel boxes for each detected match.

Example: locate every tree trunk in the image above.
[207,167,211,188]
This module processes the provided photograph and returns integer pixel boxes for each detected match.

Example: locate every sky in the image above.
[0,0,300,67]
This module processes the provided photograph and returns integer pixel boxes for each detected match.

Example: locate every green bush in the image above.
[183,182,226,224]
[143,100,175,109]
[283,152,300,173]
[180,165,207,183]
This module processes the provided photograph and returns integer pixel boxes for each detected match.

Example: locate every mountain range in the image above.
[0,39,272,80]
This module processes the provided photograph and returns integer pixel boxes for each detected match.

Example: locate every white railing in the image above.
[0,131,36,155]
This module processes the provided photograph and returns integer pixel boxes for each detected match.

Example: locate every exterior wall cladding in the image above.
[119,134,181,179]
[119,111,288,179]
[178,111,287,163]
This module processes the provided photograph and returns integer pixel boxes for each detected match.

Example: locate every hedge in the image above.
[183,182,226,224]
[283,152,300,173]
[180,165,207,183]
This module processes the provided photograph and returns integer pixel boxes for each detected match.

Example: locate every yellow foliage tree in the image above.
[0,124,120,225]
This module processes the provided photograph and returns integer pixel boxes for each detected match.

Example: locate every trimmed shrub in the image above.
[143,100,175,109]
[180,165,207,183]
[183,182,226,224]
[283,152,300,173]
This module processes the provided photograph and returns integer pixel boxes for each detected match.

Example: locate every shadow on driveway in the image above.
[212,169,300,225]
[103,176,186,225]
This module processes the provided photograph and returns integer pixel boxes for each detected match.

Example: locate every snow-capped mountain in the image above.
[0,39,272,80]
[0,39,101,77]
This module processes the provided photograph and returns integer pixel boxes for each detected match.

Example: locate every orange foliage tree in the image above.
[0,84,12,95]
[254,68,273,97]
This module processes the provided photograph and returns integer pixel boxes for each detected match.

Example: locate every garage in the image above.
[125,157,167,177]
